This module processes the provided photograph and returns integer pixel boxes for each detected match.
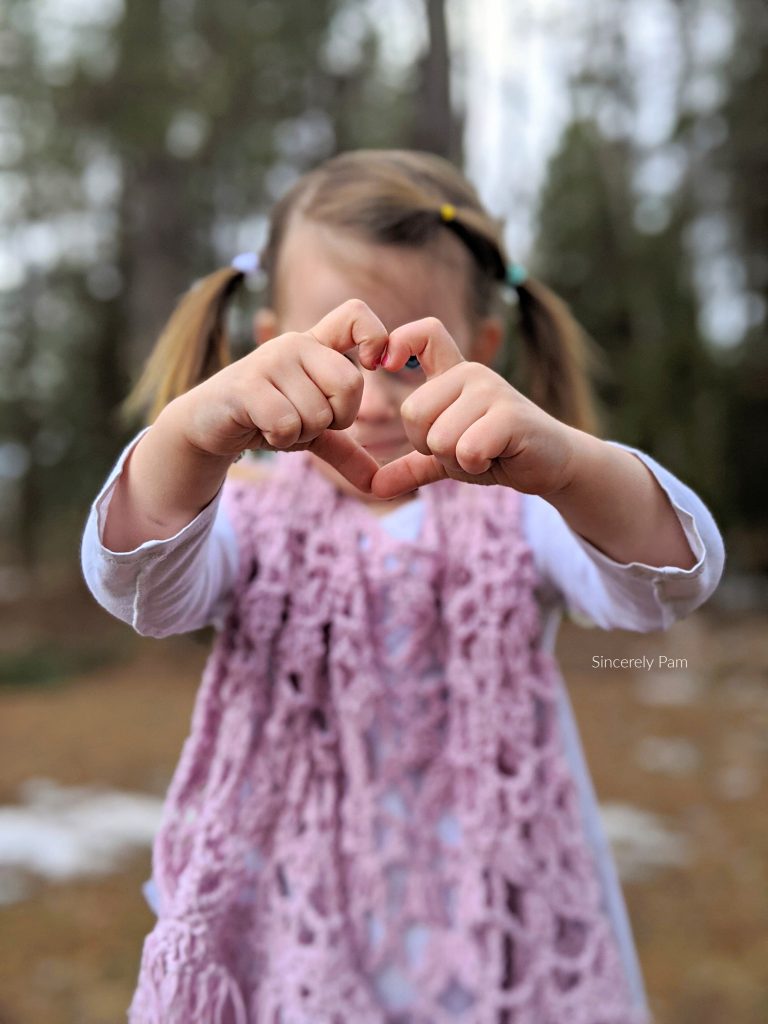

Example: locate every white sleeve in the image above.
[80,431,240,638]
[522,441,725,632]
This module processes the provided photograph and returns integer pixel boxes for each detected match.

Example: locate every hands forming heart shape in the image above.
[300,300,577,503]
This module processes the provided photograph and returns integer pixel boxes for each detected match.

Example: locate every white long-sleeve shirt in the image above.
[82,434,723,643]
[81,434,724,1018]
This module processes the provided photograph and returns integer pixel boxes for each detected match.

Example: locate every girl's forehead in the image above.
[274,219,475,343]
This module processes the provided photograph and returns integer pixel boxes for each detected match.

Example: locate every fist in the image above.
[178,299,391,493]
[370,317,577,499]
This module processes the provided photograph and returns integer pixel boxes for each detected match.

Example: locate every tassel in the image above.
[128,919,247,1024]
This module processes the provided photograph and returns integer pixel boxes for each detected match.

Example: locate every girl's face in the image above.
[255,219,503,507]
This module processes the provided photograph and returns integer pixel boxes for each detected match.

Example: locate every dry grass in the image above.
[0,588,766,1023]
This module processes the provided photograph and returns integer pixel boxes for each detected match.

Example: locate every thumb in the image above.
[371,450,448,498]
[308,430,381,493]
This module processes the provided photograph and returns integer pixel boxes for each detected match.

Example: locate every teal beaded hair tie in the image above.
[438,204,527,291]
[506,262,528,288]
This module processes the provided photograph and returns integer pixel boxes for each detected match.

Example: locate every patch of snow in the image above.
[0,777,163,904]
[600,802,692,883]
[634,736,700,776]
[632,670,704,706]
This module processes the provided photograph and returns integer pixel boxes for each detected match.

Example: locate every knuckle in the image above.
[259,333,301,368]
[426,428,452,455]
[275,412,299,431]
[456,438,493,473]
[462,361,488,381]
[331,409,355,430]
[457,439,481,462]
[343,297,371,318]
[335,372,364,403]
[462,363,497,397]
[268,413,300,443]
[400,397,418,423]
[423,315,444,335]
[459,458,483,476]
[286,331,309,351]
[309,407,333,432]
[336,366,363,398]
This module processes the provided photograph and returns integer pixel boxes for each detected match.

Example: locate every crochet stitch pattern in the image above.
[128,451,648,1024]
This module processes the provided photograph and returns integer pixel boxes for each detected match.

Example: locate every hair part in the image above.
[125,149,602,435]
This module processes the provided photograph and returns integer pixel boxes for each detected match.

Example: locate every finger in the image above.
[257,362,342,444]
[398,365,478,457]
[369,451,448,499]
[307,298,389,370]
[421,391,493,475]
[383,317,465,380]
[309,429,381,494]
[455,407,517,474]
[299,344,365,430]
[246,379,305,449]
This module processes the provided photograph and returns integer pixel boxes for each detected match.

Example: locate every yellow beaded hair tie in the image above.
[437,202,525,288]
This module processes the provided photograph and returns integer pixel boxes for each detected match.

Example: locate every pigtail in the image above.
[510,277,606,436]
[123,266,247,425]
[413,183,604,437]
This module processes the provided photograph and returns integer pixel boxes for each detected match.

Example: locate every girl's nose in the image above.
[356,367,399,421]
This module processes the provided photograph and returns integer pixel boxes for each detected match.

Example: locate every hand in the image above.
[178,299,390,494]
[370,317,579,500]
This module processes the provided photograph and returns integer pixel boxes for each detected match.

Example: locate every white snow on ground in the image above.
[633,736,701,776]
[0,778,163,905]
[0,779,693,905]
[632,670,705,706]
[600,802,692,883]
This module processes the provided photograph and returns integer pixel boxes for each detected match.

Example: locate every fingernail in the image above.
[380,345,390,367]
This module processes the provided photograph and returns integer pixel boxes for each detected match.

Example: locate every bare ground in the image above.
[0,587,766,1024]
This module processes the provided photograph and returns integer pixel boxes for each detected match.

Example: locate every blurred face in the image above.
[257,218,502,506]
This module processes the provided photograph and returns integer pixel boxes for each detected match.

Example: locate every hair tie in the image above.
[440,203,457,223]
[506,262,528,288]
[231,251,260,276]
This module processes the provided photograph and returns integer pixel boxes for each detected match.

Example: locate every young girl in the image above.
[82,150,723,1024]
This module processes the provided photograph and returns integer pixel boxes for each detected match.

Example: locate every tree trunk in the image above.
[411,0,462,161]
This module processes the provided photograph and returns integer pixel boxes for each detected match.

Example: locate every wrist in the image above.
[160,392,238,470]
[533,422,593,501]
[542,433,696,568]
[157,398,235,509]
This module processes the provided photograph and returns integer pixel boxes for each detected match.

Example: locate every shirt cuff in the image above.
[570,487,706,581]
[564,441,722,631]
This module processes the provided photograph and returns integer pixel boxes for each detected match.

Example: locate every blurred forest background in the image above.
[0,0,767,1022]
[0,0,766,581]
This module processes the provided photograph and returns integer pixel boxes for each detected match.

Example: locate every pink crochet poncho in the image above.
[128,451,646,1024]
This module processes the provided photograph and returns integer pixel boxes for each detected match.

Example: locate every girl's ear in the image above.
[470,316,504,367]
[254,307,279,346]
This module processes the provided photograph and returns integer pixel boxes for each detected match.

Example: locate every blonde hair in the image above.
[126,149,602,433]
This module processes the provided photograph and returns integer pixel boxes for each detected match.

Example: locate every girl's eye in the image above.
[394,355,423,383]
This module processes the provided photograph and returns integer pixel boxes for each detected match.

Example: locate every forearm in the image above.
[102,397,233,552]
[544,428,697,570]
